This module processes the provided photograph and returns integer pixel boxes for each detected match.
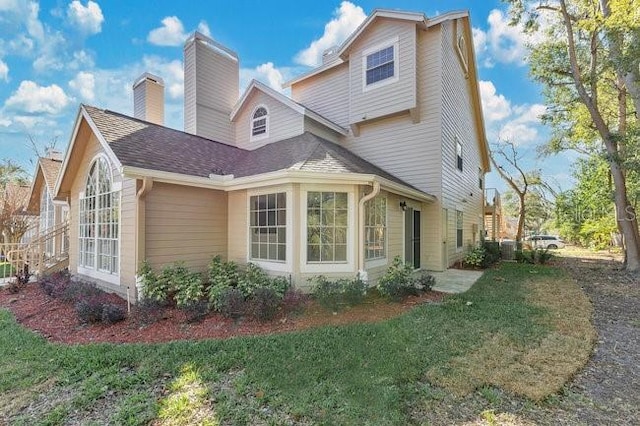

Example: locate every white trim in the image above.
[300,185,356,274]
[78,266,121,285]
[363,195,388,264]
[362,37,400,92]
[246,186,293,273]
[250,104,270,142]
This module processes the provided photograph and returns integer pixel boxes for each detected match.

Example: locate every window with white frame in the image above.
[456,139,463,172]
[79,157,120,275]
[364,42,398,87]
[40,187,55,254]
[251,106,268,139]
[249,192,286,262]
[456,210,464,249]
[307,191,348,262]
[365,196,386,260]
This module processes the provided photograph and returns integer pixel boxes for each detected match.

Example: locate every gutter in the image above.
[357,180,380,278]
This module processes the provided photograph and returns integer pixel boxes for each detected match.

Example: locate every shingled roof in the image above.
[39,158,62,194]
[83,105,426,194]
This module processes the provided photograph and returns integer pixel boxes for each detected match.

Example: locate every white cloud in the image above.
[239,63,304,94]
[67,1,104,35]
[4,80,71,114]
[197,21,211,37]
[0,59,8,81]
[141,56,183,99]
[68,49,95,70]
[69,71,95,101]
[294,1,366,67]
[147,16,188,46]
[473,8,546,67]
[479,80,511,121]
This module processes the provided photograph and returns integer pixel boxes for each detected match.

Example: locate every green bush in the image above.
[464,246,486,268]
[218,288,246,319]
[482,241,501,267]
[173,270,205,308]
[138,260,171,303]
[377,256,418,300]
[414,271,435,292]
[247,287,281,322]
[516,248,553,265]
[310,275,368,311]
[207,256,240,310]
[237,263,289,298]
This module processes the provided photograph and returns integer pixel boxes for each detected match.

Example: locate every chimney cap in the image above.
[133,72,165,89]
[185,31,239,61]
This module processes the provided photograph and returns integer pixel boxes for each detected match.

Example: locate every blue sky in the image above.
[0,0,576,192]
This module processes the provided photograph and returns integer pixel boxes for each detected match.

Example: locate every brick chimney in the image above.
[133,72,165,125]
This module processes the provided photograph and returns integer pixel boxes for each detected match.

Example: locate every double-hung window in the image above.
[363,39,399,89]
[249,192,286,262]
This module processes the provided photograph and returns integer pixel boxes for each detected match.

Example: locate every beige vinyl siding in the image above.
[184,39,237,144]
[291,63,350,128]
[145,182,227,272]
[119,178,137,286]
[440,19,485,265]
[227,189,247,264]
[234,91,304,149]
[348,19,417,125]
[303,117,341,143]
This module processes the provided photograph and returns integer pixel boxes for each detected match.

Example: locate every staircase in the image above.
[0,221,69,283]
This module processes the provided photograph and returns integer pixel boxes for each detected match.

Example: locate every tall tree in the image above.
[491,140,543,241]
[505,0,640,270]
[0,159,30,243]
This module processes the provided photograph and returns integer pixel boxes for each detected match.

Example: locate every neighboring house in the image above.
[52,9,490,301]
[26,152,69,254]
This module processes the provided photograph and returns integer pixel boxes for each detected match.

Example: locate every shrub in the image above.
[218,288,246,319]
[134,298,166,325]
[414,271,435,292]
[464,246,486,268]
[207,256,239,310]
[173,270,205,308]
[517,248,553,265]
[310,275,367,311]
[237,263,271,297]
[482,241,501,267]
[61,280,103,303]
[282,288,309,315]
[138,260,170,303]
[39,270,71,298]
[181,300,210,324]
[75,296,109,324]
[377,256,418,300]
[247,287,281,322]
[101,303,126,324]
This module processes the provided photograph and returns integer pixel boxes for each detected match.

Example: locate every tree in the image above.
[0,159,30,244]
[491,140,543,241]
[505,0,640,270]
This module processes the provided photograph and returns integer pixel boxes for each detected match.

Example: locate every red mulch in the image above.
[0,283,444,345]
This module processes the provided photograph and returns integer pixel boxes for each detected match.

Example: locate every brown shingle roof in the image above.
[83,105,426,194]
[39,158,62,194]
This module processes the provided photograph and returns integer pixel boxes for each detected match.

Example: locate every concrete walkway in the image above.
[429,268,484,294]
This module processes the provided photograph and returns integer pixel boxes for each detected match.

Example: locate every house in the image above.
[50,9,489,301]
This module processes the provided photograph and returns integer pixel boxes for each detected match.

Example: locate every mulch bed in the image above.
[0,283,444,345]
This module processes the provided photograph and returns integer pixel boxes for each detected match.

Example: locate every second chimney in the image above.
[133,72,165,125]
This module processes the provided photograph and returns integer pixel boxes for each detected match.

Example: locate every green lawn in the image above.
[0,263,594,425]
[0,262,14,279]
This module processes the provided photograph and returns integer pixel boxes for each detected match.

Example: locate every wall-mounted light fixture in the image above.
[400,201,407,211]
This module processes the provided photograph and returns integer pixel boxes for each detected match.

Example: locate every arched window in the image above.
[79,157,120,275]
[251,106,269,139]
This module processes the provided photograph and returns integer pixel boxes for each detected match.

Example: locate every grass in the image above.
[0,262,14,279]
[0,262,595,425]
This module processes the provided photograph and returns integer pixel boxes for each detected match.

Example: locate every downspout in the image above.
[134,177,153,304]
[357,180,380,280]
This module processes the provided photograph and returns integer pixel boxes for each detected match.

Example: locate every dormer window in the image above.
[251,106,269,140]
[362,38,399,91]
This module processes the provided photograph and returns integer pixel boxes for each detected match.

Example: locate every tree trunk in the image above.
[516,193,526,242]
[610,157,640,270]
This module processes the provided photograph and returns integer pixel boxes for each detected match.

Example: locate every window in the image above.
[365,197,386,260]
[307,192,348,262]
[251,106,268,139]
[79,157,120,275]
[249,192,286,262]
[456,139,463,171]
[478,168,484,189]
[366,45,395,85]
[456,210,463,249]
[40,188,55,255]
